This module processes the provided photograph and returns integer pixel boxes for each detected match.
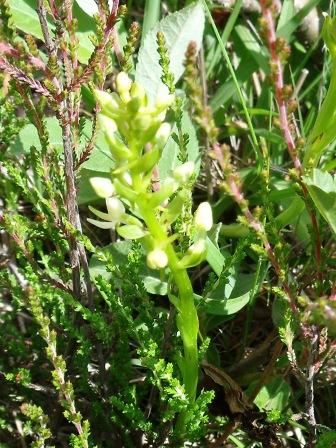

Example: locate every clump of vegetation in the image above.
[0,0,335,447]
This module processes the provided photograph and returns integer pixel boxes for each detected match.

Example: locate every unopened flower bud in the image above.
[147,248,168,270]
[172,161,195,184]
[90,177,115,198]
[106,197,125,221]
[156,85,175,111]
[130,82,147,105]
[154,122,171,146]
[95,90,120,117]
[116,72,132,99]
[194,202,213,231]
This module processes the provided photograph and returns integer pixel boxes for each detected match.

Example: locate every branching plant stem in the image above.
[259,0,322,286]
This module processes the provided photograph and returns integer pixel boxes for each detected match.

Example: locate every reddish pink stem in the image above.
[259,0,322,285]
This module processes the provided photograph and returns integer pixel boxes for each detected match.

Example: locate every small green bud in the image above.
[89,177,115,198]
[194,202,213,231]
[147,248,168,269]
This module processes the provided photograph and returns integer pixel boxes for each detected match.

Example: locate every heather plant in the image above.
[0,0,336,447]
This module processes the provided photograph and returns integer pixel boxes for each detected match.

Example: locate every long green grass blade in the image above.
[141,0,161,44]
[202,0,261,163]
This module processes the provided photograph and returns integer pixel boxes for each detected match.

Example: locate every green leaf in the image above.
[316,431,336,448]
[203,273,257,316]
[233,24,269,72]
[80,120,115,172]
[158,110,200,181]
[205,236,225,277]
[135,2,205,103]
[141,0,161,44]
[276,0,321,41]
[251,377,291,412]
[9,117,62,155]
[303,169,336,235]
[116,225,147,240]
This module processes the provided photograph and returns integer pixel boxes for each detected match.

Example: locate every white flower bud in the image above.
[172,161,195,184]
[90,177,115,198]
[147,248,168,270]
[106,197,125,221]
[116,72,132,95]
[156,85,175,111]
[154,122,171,146]
[194,202,213,231]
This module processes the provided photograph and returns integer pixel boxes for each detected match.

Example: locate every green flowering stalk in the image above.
[89,72,213,426]
[304,15,336,169]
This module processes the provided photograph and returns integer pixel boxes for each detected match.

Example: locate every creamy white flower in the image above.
[172,161,195,184]
[194,202,213,232]
[147,248,168,270]
[154,122,171,146]
[116,72,132,96]
[87,197,125,229]
[90,177,115,198]
[156,85,175,110]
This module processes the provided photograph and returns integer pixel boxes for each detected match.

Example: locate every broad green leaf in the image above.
[158,110,200,181]
[203,273,257,316]
[10,117,62,155]
[251,377,291,412]
[233,25,268,73]
[205,235,225,277]
[80,120,115,172]
[303,68,336,168]
[277,0,295,31]
[141,0,161,44]
[143,276,167,295]
[304,169,336,235]
[135,2,205,103]
[316,431,336,448]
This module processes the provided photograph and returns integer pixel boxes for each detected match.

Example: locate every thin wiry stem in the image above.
[259,0,323,286]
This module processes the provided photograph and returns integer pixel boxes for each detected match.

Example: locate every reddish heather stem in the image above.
[0,42,46,70]
[214,144,298,313]
[259,0,322,284]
